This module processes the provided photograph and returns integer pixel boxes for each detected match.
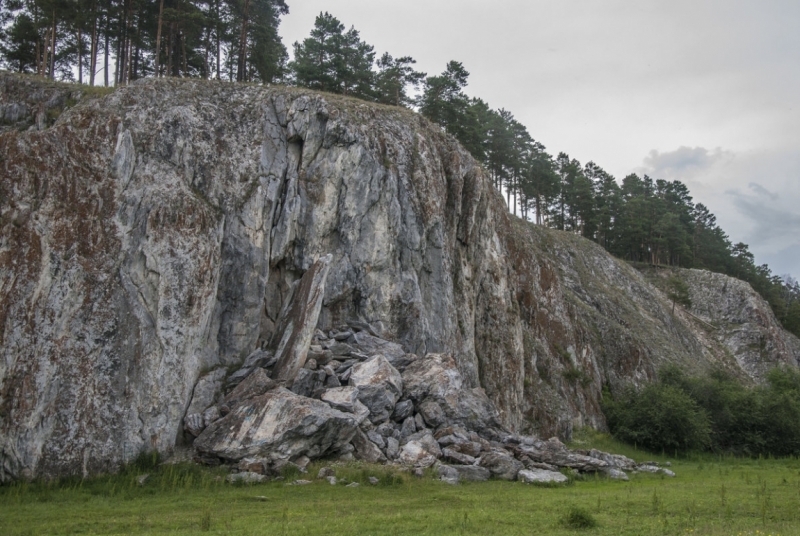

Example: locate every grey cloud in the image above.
[643,146,730,176]
[726,189,800,246]
[748,183,778,200]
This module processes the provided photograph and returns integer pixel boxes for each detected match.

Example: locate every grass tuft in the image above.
[560,506,599,529]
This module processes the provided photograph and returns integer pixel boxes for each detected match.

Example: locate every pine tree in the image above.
[418,60,470,134]
[289,12,374,96]
[374,52,424,107]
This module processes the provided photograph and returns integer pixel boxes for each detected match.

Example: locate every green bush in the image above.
[560,506,598,529]
[604,366,800,457]
[603,382,711,452]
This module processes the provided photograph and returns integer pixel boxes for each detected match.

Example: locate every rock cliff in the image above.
[1,73,798,481]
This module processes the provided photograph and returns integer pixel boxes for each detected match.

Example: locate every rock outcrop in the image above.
[1,73,798,481]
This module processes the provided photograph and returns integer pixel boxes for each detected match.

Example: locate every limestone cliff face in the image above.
[1,74,798,481]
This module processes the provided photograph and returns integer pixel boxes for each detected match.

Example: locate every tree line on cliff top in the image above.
[1,6,798,336]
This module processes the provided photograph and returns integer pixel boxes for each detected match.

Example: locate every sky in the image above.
[279,1,800,279]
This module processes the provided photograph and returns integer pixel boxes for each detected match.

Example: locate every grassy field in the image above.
[2,432,799,535]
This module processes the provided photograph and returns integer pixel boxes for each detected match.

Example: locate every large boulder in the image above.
[513,438,610,472]
[350,331,414,370]
[401,354,500,432]
[518,468,568,484]
[194,387,357,462]
[479,451,524,480]
[185,368,227,416]
[587,448,637,470]
[402,353,463,401]
[321,386,359,413]
[398,430,442,468]
[451,464,491,482]
[349,355,403,423]
[220,368,277,412]
[351,429,387,463]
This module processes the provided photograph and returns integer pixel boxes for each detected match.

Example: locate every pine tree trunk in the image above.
[78,27,83,84]
[237,0,251,82]
[204,26,210,78]
[126,37,133,83]
[103,19,109,86]
[49,15,57,78]
[35,36,41,76]
[181,31,188,76]
[114,12,121,84]
[166,23,173,77]
[39,31,49,77]
[215,0,221,80]
[89,9,98,86]
[512,174,517,216]
[154,0,164,77]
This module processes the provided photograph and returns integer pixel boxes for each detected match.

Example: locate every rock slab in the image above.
[194,388,357,462]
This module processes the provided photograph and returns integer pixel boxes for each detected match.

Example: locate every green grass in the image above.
[2,438,800,535]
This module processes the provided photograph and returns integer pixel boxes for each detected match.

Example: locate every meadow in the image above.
[1,432,799,535]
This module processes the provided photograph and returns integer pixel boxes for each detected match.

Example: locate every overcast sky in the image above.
[280,1,799,279]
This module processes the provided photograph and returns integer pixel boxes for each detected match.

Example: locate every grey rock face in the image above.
[290,368,325,398]
[418,399,447,428]
[243,349,273,369]
[186,369,227,416]
[441,448,475,465]
[400,417,417,439]
[385,437,400,459]
[183,414,205,437]
[680,269,800,377]
[398,440,439,468]
[194,388,357,463]
[588,448,636,470]
[0,73,797,481]
[604,468,629,481]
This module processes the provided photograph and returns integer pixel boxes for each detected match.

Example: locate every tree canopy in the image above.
[0,0,289,84]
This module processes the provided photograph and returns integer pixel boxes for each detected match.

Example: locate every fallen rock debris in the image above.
[188,323,669,484]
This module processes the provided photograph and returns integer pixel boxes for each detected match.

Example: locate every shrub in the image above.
[604,366,800,457]
[603,382,711,452]
[560,506,598,529]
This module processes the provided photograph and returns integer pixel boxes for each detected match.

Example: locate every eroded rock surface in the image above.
[1,73,798,481]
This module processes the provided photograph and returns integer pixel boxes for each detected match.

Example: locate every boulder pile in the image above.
[184,315,672,483]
